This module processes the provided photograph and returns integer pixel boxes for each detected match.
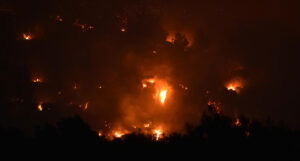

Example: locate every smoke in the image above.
[1,0,300,135]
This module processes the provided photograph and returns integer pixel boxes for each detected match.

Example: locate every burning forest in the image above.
[0,0,299,156]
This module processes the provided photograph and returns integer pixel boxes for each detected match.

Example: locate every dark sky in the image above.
[0,0,299,133]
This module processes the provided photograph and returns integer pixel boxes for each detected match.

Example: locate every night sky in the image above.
[0,0,299,136]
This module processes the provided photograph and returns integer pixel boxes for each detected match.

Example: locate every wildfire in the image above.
[98,131,103,137]
[159,90,168,104]
[225,78,244,94]
[23,33,32,40]
[37,103,43,112]
[153,129,163,141]
[142,78,171,104]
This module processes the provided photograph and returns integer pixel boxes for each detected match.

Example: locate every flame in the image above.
[98,131,103,137]
[141,78,156,88]
[225,78,244,94]
[37,103,43,111]
[208,100,222,114]
[166,33,175,44]
[153,129,163,141]
[159,90,168,104]
[73,84,78,90]
[32,78,42,83]
[143,122,151,128]
[120,28,126,32]
[84,102,89,110]
[142,78,171,104]
[234,118,242,127]
[114,131,125,138]
[142,83,147,88]
[23,33,32,40]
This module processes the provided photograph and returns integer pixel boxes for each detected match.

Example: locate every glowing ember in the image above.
[179,84,188,90]
[37,103,43,112]
[74,20,95,32]
[23,33,32,40]
[153,129,163,141]
[73,84,78,90]
[234,118,242,127]
[245,131,251,137]
[120,28,126,32]
[207,100,222,114]
[159,90,168,104]
[55,15,63,22]
[32,78,42,83]
[84,102,89,110]
[98,131,103,137]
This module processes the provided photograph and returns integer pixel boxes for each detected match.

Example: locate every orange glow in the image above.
[37,103,43,112]
[142,78,171,104]
[141,78,156,88]
[208,100,222,114]
[23,33,32,40]
[166,33,175,44]
[143,122,151,128]
[114,131,125,138]
[32,78,42,83]
[55,15,63,22]
[73,84,78,90]
[84,102,89,110]
[159,90,168,104]
[142,83,147,88]
[120,28,126,32]
[153,129,163,141]
[234,118,242,127]
[98,131,103,137]
[225,78,244,94]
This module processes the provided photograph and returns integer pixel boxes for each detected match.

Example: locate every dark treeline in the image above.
[0,105,298,158]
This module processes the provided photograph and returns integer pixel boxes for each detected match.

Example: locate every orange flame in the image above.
[114,131,125,138]
[159,90,168,104]
[225,78,244,94]
[23,33,32,40]
[234,118,242,127]
[32,78,42,83]
[37,103,43,112]
[166,33,175,44]
[153,129,163,141]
